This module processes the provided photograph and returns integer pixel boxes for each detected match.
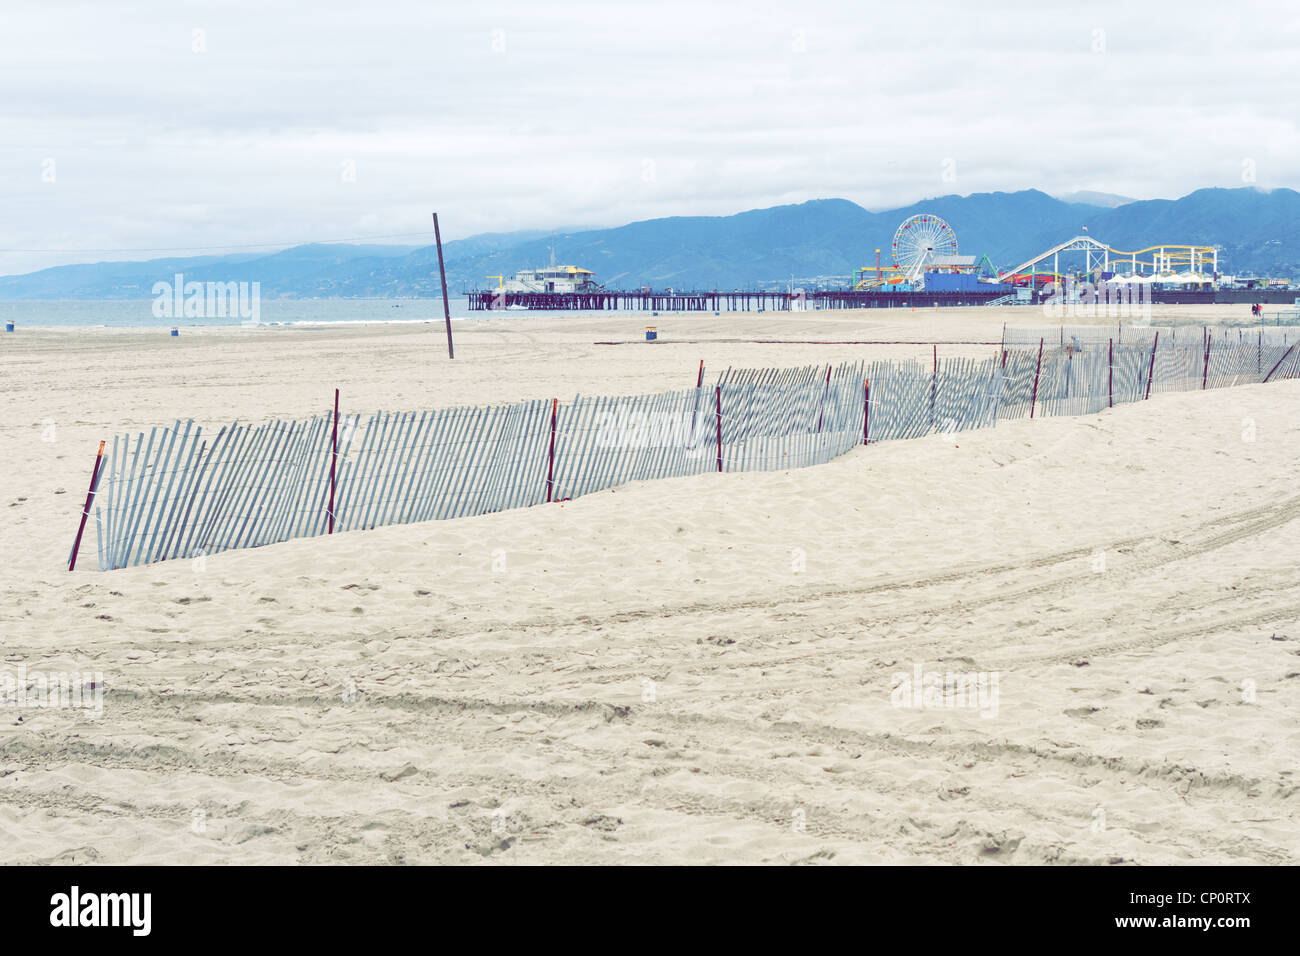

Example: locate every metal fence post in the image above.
[546,398,558,502]
[715,385,723,473]
[1145,332,1159,400]
[930,344,937,428]
[68,440,106,571]
[1264,342,1297,383]
[863,378,870,444]
[816,364,830,433]
[1029,338,1043,419]
[328,389,339,533]
[1108,338,1113,408]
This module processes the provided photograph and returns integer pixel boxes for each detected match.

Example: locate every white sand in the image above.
[1,306,1297,864]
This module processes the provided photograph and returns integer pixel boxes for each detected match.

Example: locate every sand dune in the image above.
[1,307,1297,864]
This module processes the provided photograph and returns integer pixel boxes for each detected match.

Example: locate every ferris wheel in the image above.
[891,214,959,280]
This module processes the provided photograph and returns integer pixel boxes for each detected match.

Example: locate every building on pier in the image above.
[501,265,601,294]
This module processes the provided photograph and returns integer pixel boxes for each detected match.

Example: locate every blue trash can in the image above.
[170,327,179,337]
[645,327,657,341]
[4,321,14,333]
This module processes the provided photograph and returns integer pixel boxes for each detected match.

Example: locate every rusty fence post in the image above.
[68,440,106,571]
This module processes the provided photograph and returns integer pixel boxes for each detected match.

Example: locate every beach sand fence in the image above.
[997,325,1299,420]
[76,327,1300,571]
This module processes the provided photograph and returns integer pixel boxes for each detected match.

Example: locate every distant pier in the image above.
[465,289,1013,312]
[465,287,1296,312]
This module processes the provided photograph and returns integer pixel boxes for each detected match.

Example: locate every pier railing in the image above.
[70,325,1300,571]
[465,288,1011,312]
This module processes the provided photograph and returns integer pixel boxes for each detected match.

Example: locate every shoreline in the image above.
[1,301,1292,335]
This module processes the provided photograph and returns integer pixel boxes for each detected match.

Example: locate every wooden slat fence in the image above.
[81,325,1300,570]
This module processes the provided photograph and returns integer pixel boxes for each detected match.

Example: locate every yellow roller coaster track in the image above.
[997,236,1219,283]
[1099,244,1217,273]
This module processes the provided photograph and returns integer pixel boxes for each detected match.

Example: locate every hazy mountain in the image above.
[1054,190,1137,208]
[2,187,1296,298]
[0,244,422,300]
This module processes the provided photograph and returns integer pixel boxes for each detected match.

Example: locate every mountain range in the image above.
[2,187,1296,299]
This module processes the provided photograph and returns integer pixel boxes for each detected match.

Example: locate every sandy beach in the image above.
[2,305,1297,865]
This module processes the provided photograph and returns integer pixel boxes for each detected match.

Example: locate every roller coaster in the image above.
[995,235,1219,287]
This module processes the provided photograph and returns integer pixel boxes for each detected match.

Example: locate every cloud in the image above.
[1,0,1297,275]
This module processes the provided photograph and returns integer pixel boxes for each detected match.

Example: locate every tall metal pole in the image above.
[432,212,455,359]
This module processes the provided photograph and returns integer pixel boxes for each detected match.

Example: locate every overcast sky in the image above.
[2,0,1298,275]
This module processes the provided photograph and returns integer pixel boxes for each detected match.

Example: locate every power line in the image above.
[0,230,437,255]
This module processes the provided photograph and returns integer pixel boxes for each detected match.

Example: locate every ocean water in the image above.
[0,298,481,329]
